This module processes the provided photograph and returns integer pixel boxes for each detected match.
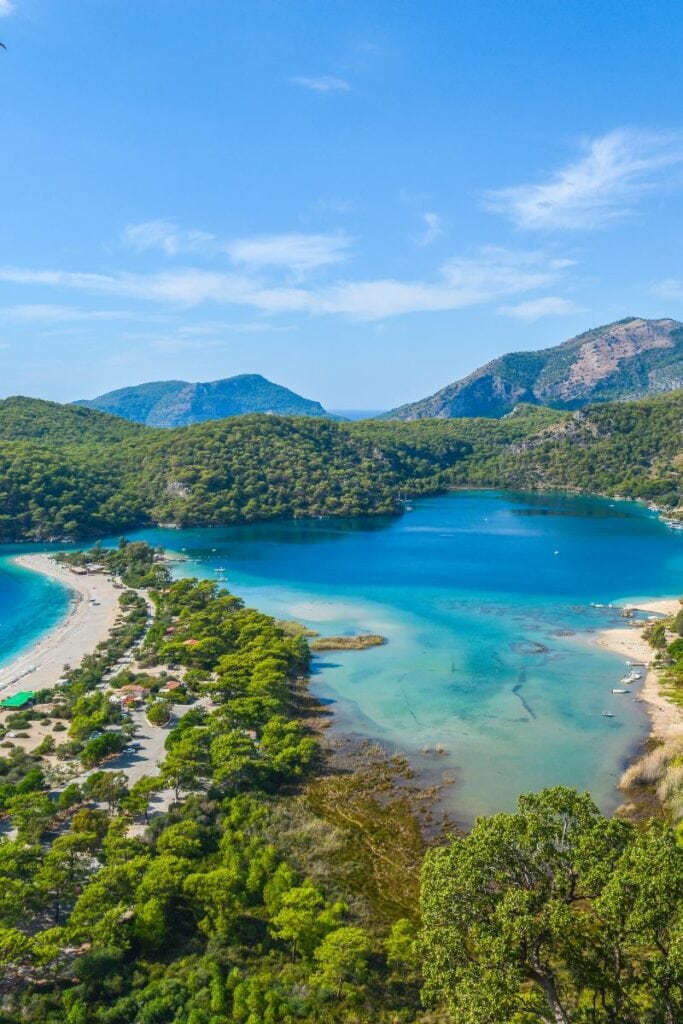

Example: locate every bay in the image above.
[2,490,683,820]
[125,490,683,821]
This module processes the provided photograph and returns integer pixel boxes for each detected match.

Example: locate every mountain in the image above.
[75,373,329,426]
[0,396,146,444]
[385,317,683,420]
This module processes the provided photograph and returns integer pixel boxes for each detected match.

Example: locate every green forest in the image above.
[1,541,682,1023]
[0,391,681,542]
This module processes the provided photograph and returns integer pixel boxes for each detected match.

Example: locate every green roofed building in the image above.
[0,691,34,709]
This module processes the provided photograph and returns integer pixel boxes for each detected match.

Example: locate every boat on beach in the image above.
[620,671,642,684]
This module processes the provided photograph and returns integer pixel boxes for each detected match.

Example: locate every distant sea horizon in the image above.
[329,408,386,420]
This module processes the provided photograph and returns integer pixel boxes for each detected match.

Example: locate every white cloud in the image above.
[145,322,298,354]
[484,128,683,230]
[0,247,569,321]
[0,1,14,18]
[416,212,443,247]
[313,250,568,320]
[3,304,173,324]
[0,266,303,310]
[290,75,350,93]
[498,296,582,320]
[226,232,352,273]
[311,198,354,215]
[123,223,352,276]
[123,220,214,255]
[442,247,571,293]
[0,268,132,290]
[651,278,683,302]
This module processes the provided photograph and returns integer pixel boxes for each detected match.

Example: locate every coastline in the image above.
[5,543,683,819]
[0,554,121,698]
[595,597,683,745]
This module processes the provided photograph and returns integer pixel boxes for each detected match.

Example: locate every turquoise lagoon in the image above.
[127,490,683,821]
[0,549,70,669]
[2,490,683,820]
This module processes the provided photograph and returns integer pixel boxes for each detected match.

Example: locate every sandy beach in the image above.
[0,554,122,699]
[596,597,683,743]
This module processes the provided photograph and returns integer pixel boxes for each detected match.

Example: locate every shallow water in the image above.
[2,490,683,820]
[0,550,70,669]
[123,491,683,821]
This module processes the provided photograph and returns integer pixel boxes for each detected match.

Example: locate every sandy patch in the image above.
[596,597,683,743]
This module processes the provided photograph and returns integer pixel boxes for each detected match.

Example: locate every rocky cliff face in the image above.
[386,318,683,420]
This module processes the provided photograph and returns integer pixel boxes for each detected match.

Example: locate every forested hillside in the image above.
[472,392,683,508]
[0,392,682,542]
[0,398,495,541]
[0,397,145,445]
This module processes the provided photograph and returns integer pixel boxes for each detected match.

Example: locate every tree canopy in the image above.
[5,390,683,543]
[420,786,683,1024]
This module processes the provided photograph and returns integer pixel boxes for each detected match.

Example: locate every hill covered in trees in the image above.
[386,317,683,420]
[76,374,330,426]
[0,391,682,542]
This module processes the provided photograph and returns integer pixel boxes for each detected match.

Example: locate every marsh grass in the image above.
[309,634,386,651]
[621,738,683,820]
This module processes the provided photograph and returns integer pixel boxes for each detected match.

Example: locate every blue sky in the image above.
[2,0,683,410]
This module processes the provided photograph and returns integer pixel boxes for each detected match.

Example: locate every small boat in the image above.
[602,711,615,718]
[620,672,641,684]
[626,660,645,667]
[612,688,630,694]
[213,566,226,573]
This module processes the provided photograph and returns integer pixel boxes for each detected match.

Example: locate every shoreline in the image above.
[0,555,121,698]
[595,597,683,746]
[5,550,683,821]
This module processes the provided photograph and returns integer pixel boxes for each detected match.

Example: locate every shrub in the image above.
[147,702,172,727]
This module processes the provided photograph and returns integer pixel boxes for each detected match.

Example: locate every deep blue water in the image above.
[2,490,683,819]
